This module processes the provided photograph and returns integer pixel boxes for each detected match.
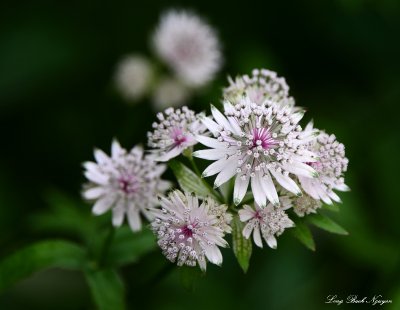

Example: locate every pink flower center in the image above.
[251,128,276,149]
[118,175,139,194]
[181,223,196,237]
[171,127,187,147]
[306,161,322,171]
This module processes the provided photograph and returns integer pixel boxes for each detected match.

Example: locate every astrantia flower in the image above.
[298,123,349,204]
[238,203,294,248]
[114,55,154,101]
[82,140,170,231]
[279,190,322,217]
[152,10,222,86]
[193,98,319,207]
[152,77,190,110]
[148,106,206,161]
[205,199,233,233]
[224,68,295,108]
[151,190,229,271]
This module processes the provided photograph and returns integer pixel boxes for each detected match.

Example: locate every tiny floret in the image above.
[82,140,170,232]
[298,122,349,205]
[152,77,190,110]
[148,106,206,161]
[238,203,294,249]
[151,190,229,271]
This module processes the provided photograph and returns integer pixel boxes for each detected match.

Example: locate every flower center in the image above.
[251,127,276,150]
[118,175,139,194]
[171,127,187,146]
[181,224,194,237]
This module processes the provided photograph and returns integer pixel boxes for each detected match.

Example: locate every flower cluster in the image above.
[83,67,349,271]
[151,190,230,271]
[114,9,222,109]
[83,140,170,231]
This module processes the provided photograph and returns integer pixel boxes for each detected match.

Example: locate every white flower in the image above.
[82,140,170,232]
[151,190,229,271]
[298,122,349,204]
[279,189,322,217]
[148,106,206,161]
[114,55,154,101]
[152,10,222,87]
[193,98,319,207]
[205,199,233,234]
[152,77,190,110]
[224,68,295,108]
[238,203,294,249]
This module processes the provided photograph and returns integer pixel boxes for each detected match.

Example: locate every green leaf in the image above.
[307,213,348,235]
[291,219,316,251]
[180,265,202,291]
[85,268,125,310]
[231,217,252,273]
[169,160,220,201]
[0,240,86,291]
[107,226,157,267]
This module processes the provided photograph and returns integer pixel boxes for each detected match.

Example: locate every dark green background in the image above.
[0,0,399,309]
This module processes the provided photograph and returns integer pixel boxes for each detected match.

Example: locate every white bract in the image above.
[114,54,154,101]
[238,203,294,249]
[299,122,349,205]
[152,10,222,87]
[193,97,319,207]
[151,190,229,271]
[148,106,205,161]
[82,140,170,232]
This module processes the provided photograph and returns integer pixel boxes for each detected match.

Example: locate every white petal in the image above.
[92,195,116,215]
[328,191,342,203]
[201,116,220,135]
[193,149,227,160]
[94,148,110,165]
[260,172,279,206]
[127,204,142,232]
[253,224,263,248]
[214,161,237,188]
[251,175,267,207]
[111,139,123,159]
[84,170,109,185]
[265,235,277,249]
[196,135,226,149]
[83,187,105,200]
[282,162,317,178]
[112,203,125,227]
[156,146,182,161]
[233,176,250,205]
[211,104,233,132]
[203,157,232,177]
[242,222,254,239]
[238,205,255,222]
[204,245,223,266]
[270,169,301,195]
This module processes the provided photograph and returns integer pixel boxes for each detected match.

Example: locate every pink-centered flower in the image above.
[151,190,229,271]
[193,97,319,207]
[147,106,206,161]
[298,122,349,204]
[82,140,170,232]
[238,203,294,249]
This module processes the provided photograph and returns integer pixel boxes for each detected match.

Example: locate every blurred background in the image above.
[0,0,399,309]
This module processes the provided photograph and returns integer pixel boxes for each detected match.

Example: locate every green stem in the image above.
[99,225,115,267]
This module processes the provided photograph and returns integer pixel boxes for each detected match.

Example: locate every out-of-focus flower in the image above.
[193,98,319,207]
[299,122,349,204]
[82,140,170,231]
[152,77,190,110]
[114,54,154,101]
[148,106,206,161]
[151,190,229,271]
[224,68,295,108]
[238,203,294,249]
[152,10,222,87]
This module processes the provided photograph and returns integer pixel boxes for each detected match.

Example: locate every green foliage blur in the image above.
[1,0,400,309]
